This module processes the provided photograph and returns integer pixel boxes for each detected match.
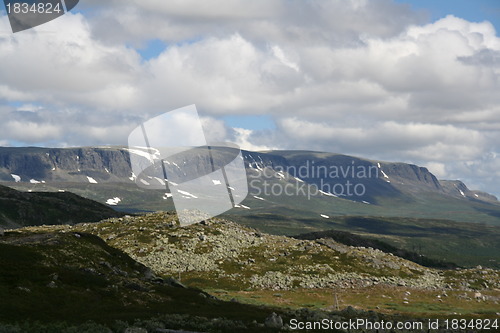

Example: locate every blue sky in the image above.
[396,0,500,32]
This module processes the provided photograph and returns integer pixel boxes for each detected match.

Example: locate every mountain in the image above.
[0,146,498,213]
[0,146,495,202]
[0,146,132,183]
[0,184,124,229]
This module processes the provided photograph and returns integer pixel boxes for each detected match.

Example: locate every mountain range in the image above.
[1,146,499,222]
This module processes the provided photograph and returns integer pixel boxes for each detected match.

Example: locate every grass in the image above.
[207,286,500,319]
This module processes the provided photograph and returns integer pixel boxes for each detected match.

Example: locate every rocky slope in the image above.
[0,227,291,332]
[41,212,498,295]
[9,212,500,330]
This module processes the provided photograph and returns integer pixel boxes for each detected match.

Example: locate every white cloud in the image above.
[0,1,499,196]
[232,128,276,152]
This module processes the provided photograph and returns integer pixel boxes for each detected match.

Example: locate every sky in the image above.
[0,0,500,197]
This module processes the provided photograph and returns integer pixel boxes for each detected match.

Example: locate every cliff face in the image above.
[0,147,132,183]
[0,147,496,205]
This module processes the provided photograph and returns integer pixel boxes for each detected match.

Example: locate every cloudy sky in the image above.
[1,0,500,196]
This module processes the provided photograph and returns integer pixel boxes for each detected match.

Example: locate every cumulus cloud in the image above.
[0,1,499,195]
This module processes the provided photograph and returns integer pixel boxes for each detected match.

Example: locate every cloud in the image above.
[276,118,486,161]
[231,128,277,152]
[84,0,423,46]
[0,1,499,196]
[459,49,500,67]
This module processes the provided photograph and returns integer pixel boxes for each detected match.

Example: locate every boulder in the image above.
[165,277,187,289]
[265,312,283,329]
[124,328,147,333]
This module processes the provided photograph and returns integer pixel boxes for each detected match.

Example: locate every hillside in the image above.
[0,185,124,229]
[294,229,459,269]
[0,227,290,332]
[231,213,500,269]
[37,212,498,320]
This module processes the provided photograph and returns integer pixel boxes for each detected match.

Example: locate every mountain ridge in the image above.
[0,146,496,202]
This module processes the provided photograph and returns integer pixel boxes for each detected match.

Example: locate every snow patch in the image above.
[125,147,160,163]
[87,176,98,184]
[163,193,172,199]
[212,179,222,185]
[129,172,137,181]
[459,190,465,197]
[294,177,304,183]
[362,201,371,204]
[30,179,40,184]
[377,162,381,168]
[177,190,198,199]
[319,190,337,197]
[276,172,285,179]
[106,197,121,206]
[320,214,329,219]
[253,196,265,201]
[154,177,166,186]
[140,179,150,186]
[380,170,389,179]
[11,174,21,182]
[474,194,479,198]
[235,204,251,209]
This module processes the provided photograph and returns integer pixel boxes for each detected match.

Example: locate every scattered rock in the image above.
[341,306,358,317]
[142,267,156,280]
[264,312,283,329]
[124,328,147,333]
[165,277,187,289]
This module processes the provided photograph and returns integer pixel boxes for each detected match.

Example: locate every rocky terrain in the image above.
[4,212,500,332]
[0,225,291,333]
[76,213,447,291]
[17,213,499,316]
